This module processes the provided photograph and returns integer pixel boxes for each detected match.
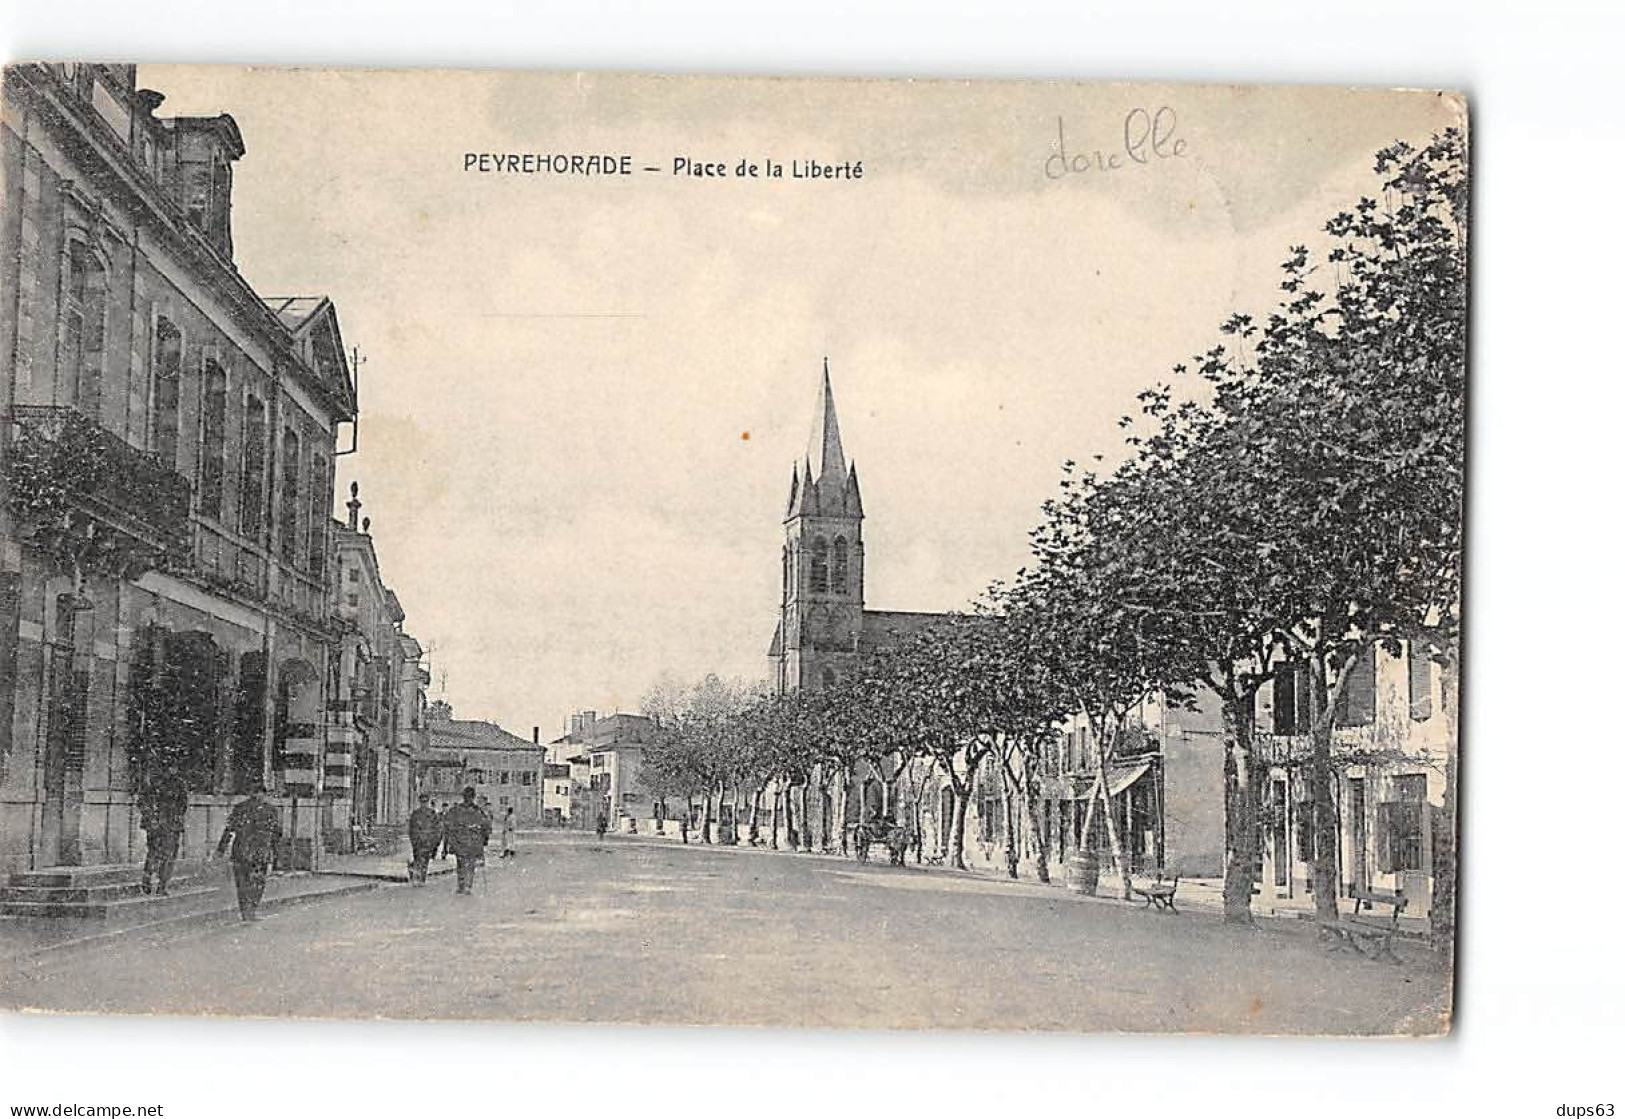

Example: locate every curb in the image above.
[1,878,381,964]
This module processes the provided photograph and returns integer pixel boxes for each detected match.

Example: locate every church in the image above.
[767,361,944,695]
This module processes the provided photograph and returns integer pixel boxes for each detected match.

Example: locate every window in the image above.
[1271,662,1310,735]
[199,359,227,521]
[152,318,183,465]
[1333,645,1377,728]
[810,536,829,593]
[820,667,836,690]
[279,427,301,566]
[1377,774,1428,873]
[1407,640,1433,721]
[307,451,328,574]
[831,536,848,594]
[239,394,266,537]
[499,771,511,785]
[64,242,108,417]
[520,772,534,786]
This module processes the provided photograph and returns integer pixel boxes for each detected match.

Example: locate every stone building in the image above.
[329,484,427,847]
[0,64,355,875]
[1252,641,1454,917]
[417,703,547,825]
[550,710,659,833]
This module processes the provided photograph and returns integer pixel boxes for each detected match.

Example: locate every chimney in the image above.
[532,726,539,744]
[165,114,245,260]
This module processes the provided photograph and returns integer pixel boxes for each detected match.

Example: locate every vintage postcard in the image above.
[0,64,1464,1034]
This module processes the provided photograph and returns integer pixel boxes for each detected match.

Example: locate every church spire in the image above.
[807,356,848,484]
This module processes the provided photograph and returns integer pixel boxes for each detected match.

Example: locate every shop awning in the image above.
[1062,761,1153,799]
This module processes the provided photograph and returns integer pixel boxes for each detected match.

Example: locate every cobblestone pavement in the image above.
[0,831,1450,1034]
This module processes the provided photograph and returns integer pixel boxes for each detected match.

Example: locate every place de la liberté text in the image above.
[462,152,865,180]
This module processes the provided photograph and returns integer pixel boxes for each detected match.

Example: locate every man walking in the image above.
[442,787,491,896]
[138,776,187,895]
[215,781,282,921]
[407,793,443,885]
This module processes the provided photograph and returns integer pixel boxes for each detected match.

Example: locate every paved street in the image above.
[0,832,1449,1034]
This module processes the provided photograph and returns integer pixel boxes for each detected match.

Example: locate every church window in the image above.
[810,537,829,593]
[831,536,849,594]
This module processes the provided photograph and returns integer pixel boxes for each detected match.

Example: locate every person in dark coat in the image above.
[138,777,188,895]
[215,782,282,921]
[407,793,443,885]
[442,787,491,895]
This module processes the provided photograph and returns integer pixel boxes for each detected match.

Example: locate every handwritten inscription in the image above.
[1044,108,1187,180]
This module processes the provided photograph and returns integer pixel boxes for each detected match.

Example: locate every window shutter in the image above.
[1408,641,1433,721]
[1376,802,1395,873]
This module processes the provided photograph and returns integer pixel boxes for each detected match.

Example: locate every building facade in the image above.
[328,484,426,848]
[551,710,660,833]
[417,703,547,824]
[1,64,356,874]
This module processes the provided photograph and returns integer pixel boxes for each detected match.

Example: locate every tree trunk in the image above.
[834,769,850,856]
[769,786,781,851]
[702,791,715,845]
[1306,653,1344,922]
[1431,648,1459,956]
[1220,693,1263,925]
[1025,780,1050,885]
[1003,787,1020,879]
[748,786,763,845]
[1094,725,1134,900]
[949,784,970,870]
[797,782,811,852]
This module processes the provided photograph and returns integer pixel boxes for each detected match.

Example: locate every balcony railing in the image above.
[8,404,192,566]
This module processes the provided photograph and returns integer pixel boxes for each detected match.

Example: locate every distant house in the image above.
[550,710,660,833]
[418,702,546,825]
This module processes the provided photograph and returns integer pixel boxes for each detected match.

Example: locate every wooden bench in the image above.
[1320,887,1408,964]
[1129,869,1180,912]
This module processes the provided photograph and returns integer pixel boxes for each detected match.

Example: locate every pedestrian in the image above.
[214,780,282,922]
[437,802,451,859]
[441,787,491,896]
[407,793,443,885]
[595,809,609,839]
[679,809,690,845]
[138,776,187,896]
[500,807,517,858]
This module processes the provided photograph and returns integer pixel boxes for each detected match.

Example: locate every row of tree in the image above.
[639,130,1465,939]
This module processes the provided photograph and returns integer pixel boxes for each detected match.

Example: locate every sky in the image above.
[144,67,1461,740]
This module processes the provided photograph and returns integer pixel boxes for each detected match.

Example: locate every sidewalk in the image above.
[0,869,379,963]
[604,828,1442,949]
[316,846,455,882]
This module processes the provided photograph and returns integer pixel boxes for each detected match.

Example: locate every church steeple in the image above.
[773,358,867,695]
[807,356,847,485]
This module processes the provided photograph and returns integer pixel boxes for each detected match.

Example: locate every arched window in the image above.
[239,394,266,538]
[831,536,849,594]
[64,242,107,418]
[152,318,183,465]
[279,427,301,566]
[810,536,829,593]
[821,667,837,690]
[199,358,227,521]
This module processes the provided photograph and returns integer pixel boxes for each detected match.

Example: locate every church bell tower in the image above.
[774,359,865,694]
